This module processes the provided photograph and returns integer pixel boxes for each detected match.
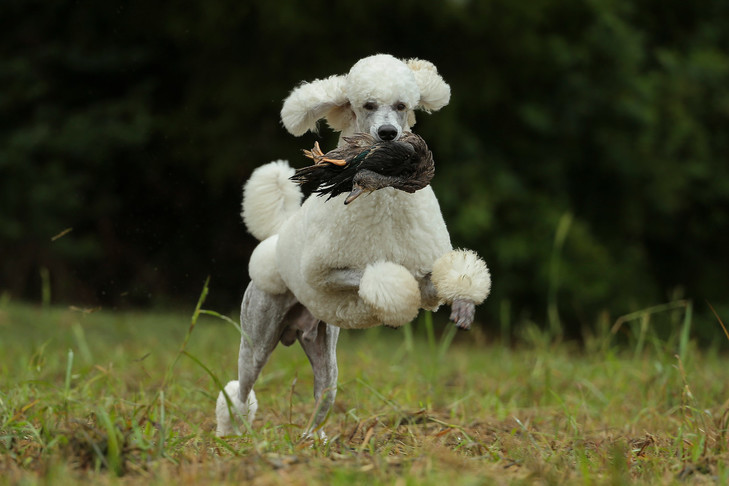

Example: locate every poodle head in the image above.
[343,54,419,142]
[281,54,450,142]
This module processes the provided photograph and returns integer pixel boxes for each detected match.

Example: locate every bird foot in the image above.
[304,141,347,166]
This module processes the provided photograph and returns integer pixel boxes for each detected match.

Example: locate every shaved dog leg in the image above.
[237,283,298,418]
[298,320,340,438]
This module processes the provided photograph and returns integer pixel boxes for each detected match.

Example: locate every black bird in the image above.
[291,132,435,205]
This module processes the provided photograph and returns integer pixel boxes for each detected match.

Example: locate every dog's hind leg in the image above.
[216,282,297,436]
[297,317,340,439]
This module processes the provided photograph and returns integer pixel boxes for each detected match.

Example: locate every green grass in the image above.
[1,294,729,485]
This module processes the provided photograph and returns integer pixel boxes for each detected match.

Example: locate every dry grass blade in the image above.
[706,300,729,343]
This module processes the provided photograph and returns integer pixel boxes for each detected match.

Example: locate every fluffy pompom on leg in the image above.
[358,261,421,327]
[215,380,258,437]
[431,249,491,305]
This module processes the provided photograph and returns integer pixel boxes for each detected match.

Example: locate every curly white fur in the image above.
[431,249,492,304]
[344,55,420,110]
[241,160,302,241]
[406,58,451,112]
[281,75,348,136]
[359,261,421,326]
[215,380,258,437]
[248,235,287,294]
[274,184,454,329]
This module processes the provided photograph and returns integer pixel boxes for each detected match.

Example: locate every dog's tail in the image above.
[242,160,303,241]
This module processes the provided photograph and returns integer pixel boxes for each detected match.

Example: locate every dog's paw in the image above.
[215,381,258,437]
[431,249,491,304]
[358,262,420,327]
[450,298,476,330]
[301,429,328,444]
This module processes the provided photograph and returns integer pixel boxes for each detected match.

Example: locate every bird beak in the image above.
[344,183,368,205]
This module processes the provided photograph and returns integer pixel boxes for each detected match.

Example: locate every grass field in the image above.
[1,292,728,485]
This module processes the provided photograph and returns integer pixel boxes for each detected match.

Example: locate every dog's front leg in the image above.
[420,274,476,330]
[430,249,492,330]
[315,263,422,327]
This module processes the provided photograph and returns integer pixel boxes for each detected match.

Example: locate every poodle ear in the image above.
[281,75,349,136]
[407,111,417,128]
[324,103,355,132]
[405,58,451,113]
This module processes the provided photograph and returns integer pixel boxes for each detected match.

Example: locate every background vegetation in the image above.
[1,295,728,484]
[2,0,729,337]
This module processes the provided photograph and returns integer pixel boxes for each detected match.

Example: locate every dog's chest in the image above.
[298,186,451,273]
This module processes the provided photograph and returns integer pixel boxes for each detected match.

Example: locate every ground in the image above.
[1,294,728,485]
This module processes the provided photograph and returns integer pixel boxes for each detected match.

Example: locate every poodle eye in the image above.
[363,102,377,111]
[395,102,407,111]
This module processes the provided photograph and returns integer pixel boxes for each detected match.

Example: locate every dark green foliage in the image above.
[1,0,728,334]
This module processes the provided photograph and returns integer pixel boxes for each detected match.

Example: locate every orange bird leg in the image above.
[304,141,347,166]
[320,157,347,166]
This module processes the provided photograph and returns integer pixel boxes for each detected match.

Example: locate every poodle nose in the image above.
[377,125,398,141]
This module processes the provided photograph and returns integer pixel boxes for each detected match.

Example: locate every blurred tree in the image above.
[1,0,727,337]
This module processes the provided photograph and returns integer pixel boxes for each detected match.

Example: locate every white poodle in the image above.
[216,54,491,437]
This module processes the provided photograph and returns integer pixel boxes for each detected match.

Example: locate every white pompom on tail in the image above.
[358,261,421,327]
[431,249,491,304]
[215,380,258,437]
[242,160,302,241]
